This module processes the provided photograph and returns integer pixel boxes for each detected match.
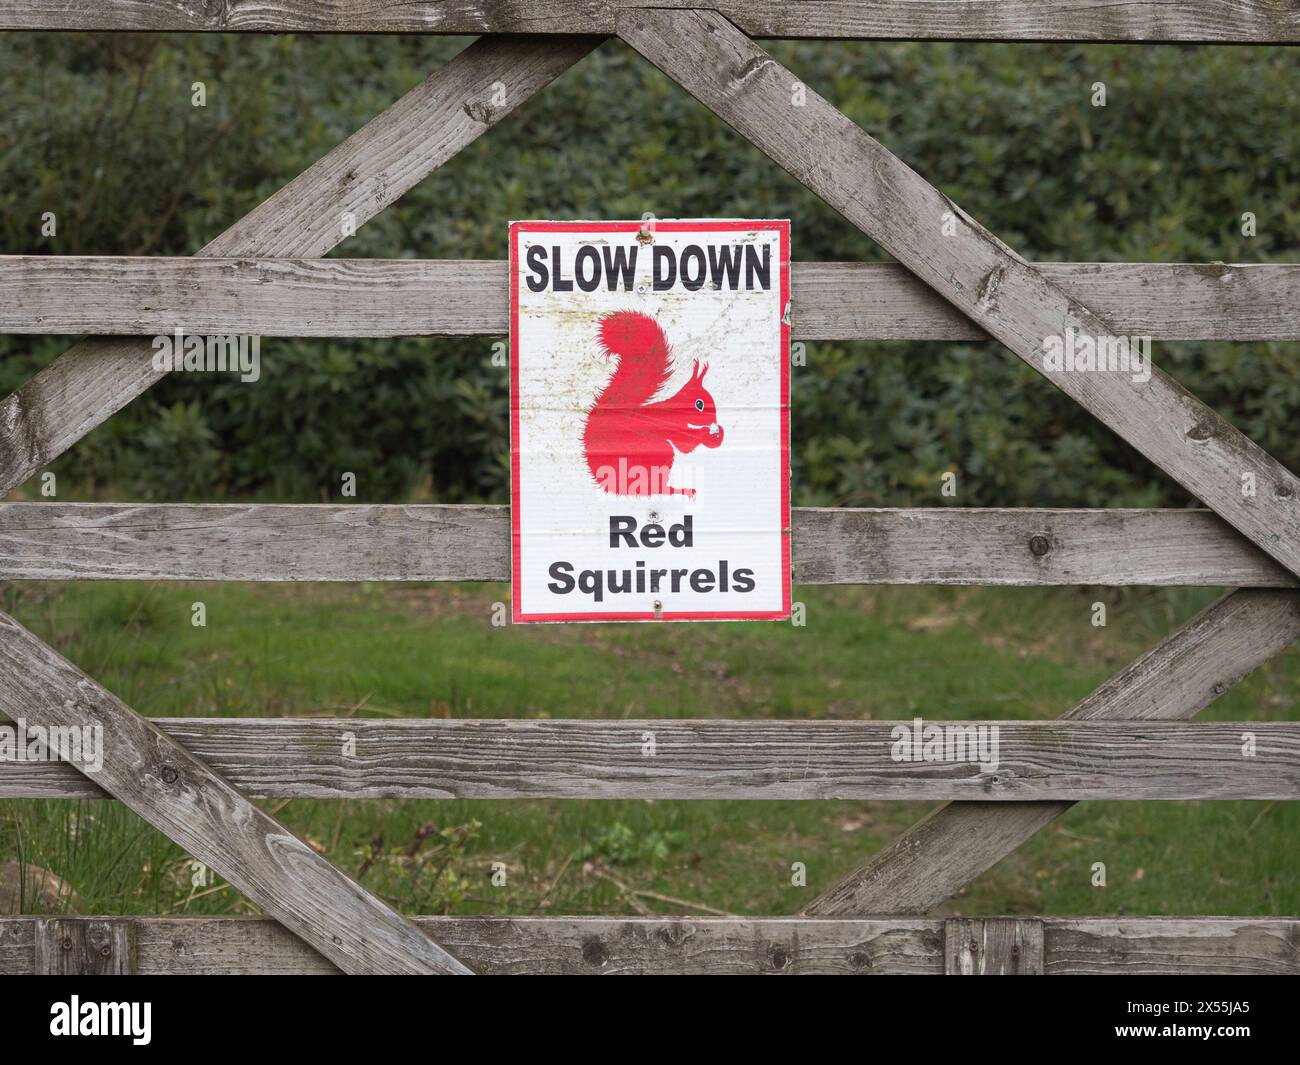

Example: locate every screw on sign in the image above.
[509,220,791,623]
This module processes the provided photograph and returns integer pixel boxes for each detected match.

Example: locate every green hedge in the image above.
[2,34,1297,505]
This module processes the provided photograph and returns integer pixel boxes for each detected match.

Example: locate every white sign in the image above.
[510,219,790,623]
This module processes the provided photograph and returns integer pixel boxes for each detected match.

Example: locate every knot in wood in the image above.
[581,936,609,967]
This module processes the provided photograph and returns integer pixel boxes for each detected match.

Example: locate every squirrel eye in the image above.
[695,398,705,412]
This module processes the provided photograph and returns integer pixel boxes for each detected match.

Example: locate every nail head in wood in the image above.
[945,918,1044,975]
[35,918,137,975]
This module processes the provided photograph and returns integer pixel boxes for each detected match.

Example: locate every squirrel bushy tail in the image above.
[593,311,673,408]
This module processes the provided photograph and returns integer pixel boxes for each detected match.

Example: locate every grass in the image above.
[1,579,1296,919]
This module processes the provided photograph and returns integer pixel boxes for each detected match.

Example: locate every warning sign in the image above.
[509,219,791,623]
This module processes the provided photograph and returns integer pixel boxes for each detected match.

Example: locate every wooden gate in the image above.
[1,5,1298,975]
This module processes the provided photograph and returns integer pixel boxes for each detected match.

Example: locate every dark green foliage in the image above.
[1,35,1296,504]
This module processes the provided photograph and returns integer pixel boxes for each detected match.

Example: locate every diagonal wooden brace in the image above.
[0,610,472,973]
[805,588,1300,915]
[0,34,602,495]
[617,9,1300,579]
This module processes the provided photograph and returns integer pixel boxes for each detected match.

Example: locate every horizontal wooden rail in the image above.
[2,719,1295,801]
[1,916,1296,975]
[0,36,600,507]
[0,1,1296,42]
[3,257,1299,341]
[0,503,1293,587]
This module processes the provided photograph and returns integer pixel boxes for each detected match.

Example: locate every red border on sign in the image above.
[509,220,792,623]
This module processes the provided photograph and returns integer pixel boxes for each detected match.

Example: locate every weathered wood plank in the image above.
[34,918,137,975]
[945,918,1044,975]
[0,503,1293,587]
[3,718,1296,801]
[804,588,1300,916]
[0,610,472,975]
[0,1,1295,42]
[1045,918,1300,975]
[0,916,32,974]
[1,917,1295,975]
[794,507,1296,587]
[9,916,946,975]
[0,36,600,496]
[619,11,1300,581]
[793,261,1300,344]
[4,257,1299,341]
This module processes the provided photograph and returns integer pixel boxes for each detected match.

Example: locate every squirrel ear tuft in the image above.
[697,362,709,383]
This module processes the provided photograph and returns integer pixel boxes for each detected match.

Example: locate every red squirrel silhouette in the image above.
[582,311,724,498]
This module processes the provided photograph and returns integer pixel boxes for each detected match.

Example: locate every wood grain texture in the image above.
[1044,918,1300,975]
[804,588,1300,916]
[0,610,472,975]
[34,918,137,975]
[1,503,1293,587]
[945,918,1043,975]
[0,1,1296,42]
[1,917,1296,975]
[3,718,1295,801]
[0,917,30,973]
[0,36,600,496]
[796,260,1300,342]
[5,257,1300,341]
[619,10,1300,581]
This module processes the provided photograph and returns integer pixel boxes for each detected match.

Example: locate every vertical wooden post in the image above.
[945,918,1044,975]
[35,918,138,975]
